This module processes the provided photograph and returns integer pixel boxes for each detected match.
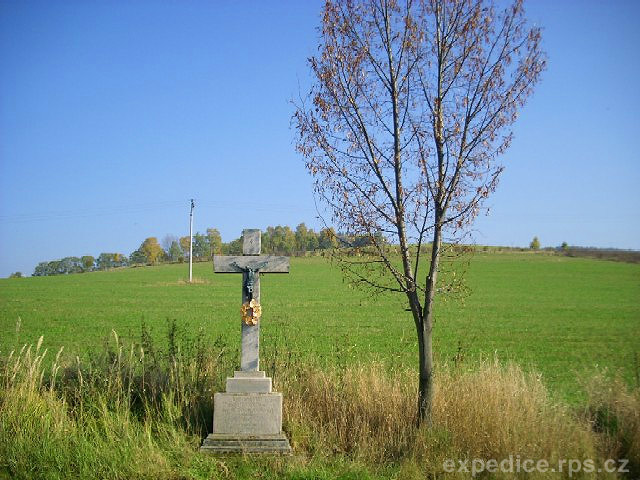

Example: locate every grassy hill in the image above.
[1,251,638,400]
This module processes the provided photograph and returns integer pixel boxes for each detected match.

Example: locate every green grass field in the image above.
[1,251,639,400]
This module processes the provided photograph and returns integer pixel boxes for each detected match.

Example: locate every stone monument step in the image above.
[201,445,291,454]
[233,370,266,378]
[226,376,272,393]
[203,440,291,448]
[200,433,292,455]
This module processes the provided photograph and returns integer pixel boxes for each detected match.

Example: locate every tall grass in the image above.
[0,324,234,479]
[583,374,640,475]
[281,362,615,478]
[1,328,637,479]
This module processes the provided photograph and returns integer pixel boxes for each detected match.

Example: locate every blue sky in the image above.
[1,0,638,277]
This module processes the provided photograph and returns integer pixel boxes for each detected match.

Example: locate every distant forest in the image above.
[28,225,639,277]
[31,224,382,277]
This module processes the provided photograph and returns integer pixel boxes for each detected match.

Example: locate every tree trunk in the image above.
[416,315,434,426]
[417,13,446,425]
[417,223,442,426]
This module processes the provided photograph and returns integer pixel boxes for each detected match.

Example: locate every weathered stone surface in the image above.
[200,433,291,455]
[240,271,261,371]
[226,376,272,393]
[233,370,265,378]
[213,255,290,273]
[213,392,283,436]
[241,322,260,371]
[242,229,261,255]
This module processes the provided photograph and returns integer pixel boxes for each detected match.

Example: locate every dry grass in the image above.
[432,362,598,463]
[281,361,623,478]
[282,364,418,461]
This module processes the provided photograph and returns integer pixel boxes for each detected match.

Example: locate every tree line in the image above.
[31,224,365,277]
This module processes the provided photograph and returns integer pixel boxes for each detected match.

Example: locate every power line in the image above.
[0,200,186,224]
[0,198,315,225]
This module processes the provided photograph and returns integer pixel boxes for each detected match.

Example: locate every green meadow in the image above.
[1,251,638,400]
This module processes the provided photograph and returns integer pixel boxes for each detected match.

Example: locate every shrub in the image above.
[530,236,541,250]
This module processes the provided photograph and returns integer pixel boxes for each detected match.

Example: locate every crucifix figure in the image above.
[213,229,289,371]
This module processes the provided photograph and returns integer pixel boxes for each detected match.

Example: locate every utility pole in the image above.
[189,199,194,283]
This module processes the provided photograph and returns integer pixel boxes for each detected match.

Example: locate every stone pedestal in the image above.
[200,371,292,454]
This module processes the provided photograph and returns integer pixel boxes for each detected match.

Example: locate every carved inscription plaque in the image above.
[213,392,282,435]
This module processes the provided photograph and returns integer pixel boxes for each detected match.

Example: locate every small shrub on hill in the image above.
[530,236,541,250]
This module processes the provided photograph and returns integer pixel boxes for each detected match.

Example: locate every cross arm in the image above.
[213,255,290,273]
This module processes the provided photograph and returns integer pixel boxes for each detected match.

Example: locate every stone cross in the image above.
[213,229,289,371]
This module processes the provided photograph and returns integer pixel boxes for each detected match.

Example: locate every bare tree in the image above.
[294,0,545,424]
[161,234,179,253]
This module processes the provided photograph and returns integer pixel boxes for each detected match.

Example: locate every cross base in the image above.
[200,433,292,455]
[226,370,271,392]
[200,371,292,455]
